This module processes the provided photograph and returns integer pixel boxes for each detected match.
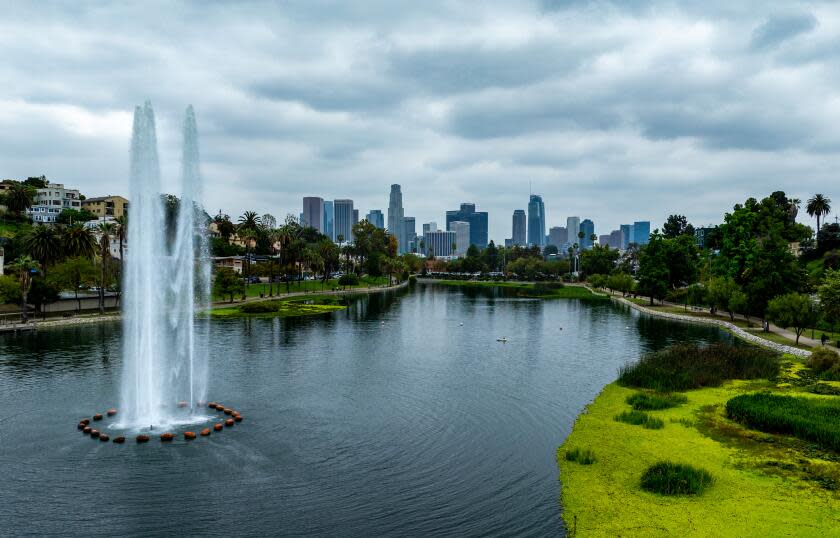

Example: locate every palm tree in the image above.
[24,225,61,274]
[97,222,115,314]
[807,194,832,244]
[9,255,39,322]
[114,215,127,261]
[237,211,261,280]
[62,223,96,259]
[589,233,597,245]
[6,183,35,216]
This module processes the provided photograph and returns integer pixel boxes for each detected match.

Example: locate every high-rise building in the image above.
[353,209,359,227]
[424,230,456,257]
[580,219,595,249]
[609,229,623,249]
[633,221,651,245]
[527,195,546,247]
[404,217,416,249]
[512,209,526,246]
[422,222,438,235]
[599,234,611,247]
[366,209,385,229]
[302,196,324,232]
[388,184,406,253]
[451,221,470,257]
[323,200,334,240]
[334,199,354,242]
[566,216,580,247]
[548,226,568,249]
[620,224,633,249]
[446,203,488,248]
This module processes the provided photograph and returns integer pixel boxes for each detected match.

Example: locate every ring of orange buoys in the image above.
[76,401,244,446]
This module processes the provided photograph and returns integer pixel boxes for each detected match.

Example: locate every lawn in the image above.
[558,363,840,537]
[212,275,389,301]
[210,295,347,318]
[428,280,607,300]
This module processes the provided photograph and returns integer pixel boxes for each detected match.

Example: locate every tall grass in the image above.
[564,447,597,465]
[626,392,688,410]
[614,410,665,429]
[640,462,713,495]
[726,393,840,452]
[618,343,780,392]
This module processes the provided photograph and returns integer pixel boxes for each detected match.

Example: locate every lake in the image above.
[0,284,733,536]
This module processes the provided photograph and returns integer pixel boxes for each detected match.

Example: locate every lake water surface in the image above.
[0,284,733,536]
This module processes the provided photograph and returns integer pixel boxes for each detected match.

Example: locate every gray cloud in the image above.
[751,12,818,49]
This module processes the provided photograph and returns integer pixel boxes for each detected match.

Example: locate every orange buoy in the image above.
[93,413,103,421]
[200,428,211,437]
[90,430,100,438]
[177,401,189,408]
[213,423,223,432]
[207,402,217,409]
[107,409,117,416]
[225,419,234,427]
[113,436,126,444]
[224,408,233,415]
[234,415,242,422]
[215,404,225,411]
[80,418,90,426]
[83,426,92,434]
[160,432,175,442]
[99,434,110,442]
[184,431,196,440]
[136,435,150,443]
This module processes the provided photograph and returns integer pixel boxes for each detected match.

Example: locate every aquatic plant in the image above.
[614,410,664,429]
[564,447,597,465]
[640,462,713,495]
[626,392,687,410]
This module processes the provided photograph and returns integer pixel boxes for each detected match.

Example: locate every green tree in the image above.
[0,275,21,304]
[580,244,619,277]
[62,223,96,259]
[24,224,62,274]
[607,272,635,296]
[636,232,669,305]
[8,255,39,321]
[806,194,832,244]
[114,215,128,261]
[662,214,695,239]
[5,183,35,215]
[237,211,261,279]
[28,277,60,319]
[51,257,96,312]
[213,268,245,302]
[766,293,819,344]
[213,212,236,241]
[55,208,97,224]
[96,222,115,313]
[706,276,741,319]
[818,269,840,333]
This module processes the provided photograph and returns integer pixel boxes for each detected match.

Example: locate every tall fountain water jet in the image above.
[120,102,209,428]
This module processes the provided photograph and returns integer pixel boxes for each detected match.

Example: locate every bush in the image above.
[726,393,840,452]
[641,462,713,495]
[614,410,665,429]
[807,347,840,380]
[626,392,688,411]
[240,301,279,314]
[618,343,780,392]
[564,447,596,465]
[338,273,359,287]
[408,275,417,285]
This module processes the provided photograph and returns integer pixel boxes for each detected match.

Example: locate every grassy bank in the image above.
[212,276,388,301]
[210,295,347,318]
[558,361,840,537]
[428,280,606,300]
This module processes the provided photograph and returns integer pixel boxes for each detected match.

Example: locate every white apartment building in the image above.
[27,183,82,223]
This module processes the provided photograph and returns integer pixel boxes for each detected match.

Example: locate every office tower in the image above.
[334,199,354,242]
[353,209,359,226]
[323,200,334,240]
[450,221,470,257]
[422,222,438,235]
[302,196,324,232]
[388,184,405,253]
[424,230,456,257]
[366,209,385,229]
[580,219,595,249]
[446,203,488,248]
[512,209,526,246]
[404,217,416,248]
[609,229,623,249]
[527,195,546,247]
[548,226,567,249]
[599,234,610,246]
[566,216,580,247]
[620,224,632,249]
[633,221,651,245]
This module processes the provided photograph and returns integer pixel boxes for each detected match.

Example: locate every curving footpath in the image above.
[611,294,810,357]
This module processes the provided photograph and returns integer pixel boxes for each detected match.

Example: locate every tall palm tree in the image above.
[237,211,261,279]
[63,223,96,259]
[97,222,115,314]
[24,225,62,275]
[114,215,127,261]
[9,255,39,322]
[6,183,35,216]
[807,194,832,244]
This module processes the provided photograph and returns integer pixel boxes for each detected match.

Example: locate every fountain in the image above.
[118,101,210,429]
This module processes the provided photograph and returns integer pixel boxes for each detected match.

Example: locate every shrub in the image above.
[726,393,840,452]
[614,410,665,429]
[408,275,417,285]
[626,392,688,411]
[338,273,359,287]
[641,462,713,495]
[618,343,780,392]
[564,447,596,465]
[807,347,840,380]
[240,301,279,314]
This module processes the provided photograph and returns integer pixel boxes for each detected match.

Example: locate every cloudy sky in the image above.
[2,1,839,241]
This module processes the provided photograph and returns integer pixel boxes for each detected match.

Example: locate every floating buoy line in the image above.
[76,402,244,444]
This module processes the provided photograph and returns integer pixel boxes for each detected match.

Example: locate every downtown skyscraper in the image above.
[388,184,406,253]
[527,195,545,247]
[511,209,526,246]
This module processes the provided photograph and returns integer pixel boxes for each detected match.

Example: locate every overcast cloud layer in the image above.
[2,1,839,241]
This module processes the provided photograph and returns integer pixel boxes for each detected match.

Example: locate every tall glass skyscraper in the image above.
[566,216,580,247]
[302,196,324,232]
[527,195,545,247]
[323,200,334,240]
[446,203,488,248]
[512,209,526,246]
[580,219,595,249]
[387,184,405,253]
[366,209,384,229]
[620,224,632,249]
[633,221,651,245]
[334,199,354,242]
